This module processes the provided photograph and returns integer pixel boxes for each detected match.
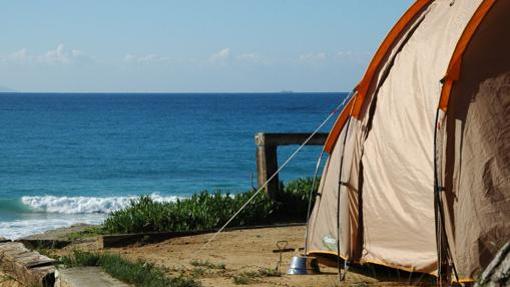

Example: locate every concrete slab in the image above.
[56,267,130,287]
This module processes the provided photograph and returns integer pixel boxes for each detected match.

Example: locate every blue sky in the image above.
[0,1,412,92]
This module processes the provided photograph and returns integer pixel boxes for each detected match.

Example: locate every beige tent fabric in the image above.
[441,0,510,280]
[307,116,365,260]
[360,2,432,118]
[307,125,345,255]
[307,1,434,262]
[445,73,510,280]
[338,119,364,260]
[308,0,509,279]
[358,0,481,273]
[340,116,372,261]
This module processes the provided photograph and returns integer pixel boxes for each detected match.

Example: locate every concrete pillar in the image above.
[255,136,279,199]
[254,132,328,199]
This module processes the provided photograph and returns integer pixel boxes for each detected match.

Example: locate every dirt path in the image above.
[114,225,343,287]
[57,225,430,287]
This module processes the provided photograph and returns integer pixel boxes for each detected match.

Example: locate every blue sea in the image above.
[0,92,345,238]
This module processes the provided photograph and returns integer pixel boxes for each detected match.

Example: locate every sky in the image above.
[0,1,413,92]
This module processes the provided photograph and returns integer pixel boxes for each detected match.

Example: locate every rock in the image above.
[0,242,56,287]
[475,241,510,287]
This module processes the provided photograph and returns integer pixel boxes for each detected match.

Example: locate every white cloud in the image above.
[40,44,72,64]
[297,51,371,64]
[209,48,230,63]
[124,54,136,62]
[1,44,91,65]
[299,52,327,63]
[334,50,371,63]
[336,51,353,58]
[124,53,170,64]
[71,49,84,57]
[7,48,33,63]
[40,44,91,64]
[236,53,261,63]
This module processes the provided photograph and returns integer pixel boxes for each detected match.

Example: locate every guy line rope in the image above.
[196,92,353,254]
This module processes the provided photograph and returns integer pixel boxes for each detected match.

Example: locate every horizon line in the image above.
[0,91,349,94]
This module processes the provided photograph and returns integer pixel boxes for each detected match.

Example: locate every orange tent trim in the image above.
[439,0,497,111]
[352,0,432,119]
[323,96,355,154]
[324,0,432,154]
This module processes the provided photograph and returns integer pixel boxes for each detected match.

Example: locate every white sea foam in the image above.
[0,214,105,239]
[0,194,183,239]
[20,193,182,214]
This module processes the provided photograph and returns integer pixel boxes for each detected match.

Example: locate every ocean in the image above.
[0,92,346,239]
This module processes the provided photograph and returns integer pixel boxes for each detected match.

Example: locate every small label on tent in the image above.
[322,234,337,251]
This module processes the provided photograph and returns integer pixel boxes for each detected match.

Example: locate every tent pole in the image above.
[334,91,356,283]
[433,108,445,286]
[433,107,459,286]
[336,115,353,282]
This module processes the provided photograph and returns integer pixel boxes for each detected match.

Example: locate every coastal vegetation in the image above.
[64,226,103,241]
[102,177,317,234]
[60,250,200,287]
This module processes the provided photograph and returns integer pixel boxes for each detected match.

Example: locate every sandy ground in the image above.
[50,225,433,287]
[0,273,22,287]
[0,271,23,287]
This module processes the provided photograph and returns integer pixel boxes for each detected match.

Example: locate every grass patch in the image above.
[190,259,225,270]
[257,267,281,277]
[232,271,260,285]
[34,247,58,259]
[60,250,200,287]
[168,262,225,279]
[103,177,317,234]
[232,274,253,285]
[65,226,103,241]
[190,267,206,278]
[0,274,15,284]
[232,268,281,285]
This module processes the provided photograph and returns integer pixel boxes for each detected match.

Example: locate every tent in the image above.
[306,0,509,283]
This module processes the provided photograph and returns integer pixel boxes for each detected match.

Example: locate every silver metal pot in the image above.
[287,255,320,275]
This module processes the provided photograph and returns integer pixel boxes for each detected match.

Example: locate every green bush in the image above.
[60,250,200,287]
[274,177,318,220]
[103,190,275,234]
[103,177,318,234]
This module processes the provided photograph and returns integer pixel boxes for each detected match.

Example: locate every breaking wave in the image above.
[0,194,184,239]
[0,216,105,239]
[20,194,182,214]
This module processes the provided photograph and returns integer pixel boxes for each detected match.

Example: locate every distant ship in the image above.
[279,90,294,94]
